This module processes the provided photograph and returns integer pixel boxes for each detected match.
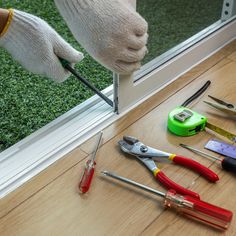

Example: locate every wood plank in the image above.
[0,148,87,218]
[0,140,164,236]
[141,165,236,236]
[141,61,236,236]
[227,50,236,61]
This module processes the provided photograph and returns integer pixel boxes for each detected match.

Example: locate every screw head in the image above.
[140,145,148,153]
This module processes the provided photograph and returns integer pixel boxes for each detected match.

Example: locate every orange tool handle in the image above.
[78,160,96,193]
[172,155,219,182]
[155,170,200,199]
[164,190,233,230]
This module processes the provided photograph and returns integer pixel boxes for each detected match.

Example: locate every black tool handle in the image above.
[222,157,236,173]
[181,80,211,107]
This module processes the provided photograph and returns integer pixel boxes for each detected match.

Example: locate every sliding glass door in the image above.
[116,0,236,112]
[138,0,223,65]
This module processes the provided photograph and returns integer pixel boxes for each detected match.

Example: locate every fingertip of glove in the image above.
[48,67,71,83]
[77,52,84,61]
[68,51,84,63]
[50,74,68,83]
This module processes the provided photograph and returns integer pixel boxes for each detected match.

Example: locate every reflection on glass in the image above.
[137,0,224,64]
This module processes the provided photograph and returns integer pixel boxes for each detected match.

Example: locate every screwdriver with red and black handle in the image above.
[180,143,236,174]
[102,170,233,230]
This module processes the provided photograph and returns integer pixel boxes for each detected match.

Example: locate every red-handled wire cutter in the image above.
[118,136,219,199]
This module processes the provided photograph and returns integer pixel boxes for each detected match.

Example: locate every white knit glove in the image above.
[0,9,84,82]
[54,0,148,74]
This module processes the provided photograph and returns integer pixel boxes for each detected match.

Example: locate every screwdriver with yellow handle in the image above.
[102,170,233,230]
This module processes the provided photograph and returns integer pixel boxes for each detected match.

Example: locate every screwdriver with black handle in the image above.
[180,144,236,174]
[60,58,113,107]
[102,170,233,230]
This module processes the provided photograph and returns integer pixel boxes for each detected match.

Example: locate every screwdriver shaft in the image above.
[91,132,103,162]
[179,143,222,161]
[60,58,113,107]
[101,171,165,198]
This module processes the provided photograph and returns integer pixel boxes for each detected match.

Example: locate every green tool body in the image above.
[168,106,207,136]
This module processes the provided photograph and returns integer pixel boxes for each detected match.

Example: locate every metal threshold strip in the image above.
[0,86,115,198]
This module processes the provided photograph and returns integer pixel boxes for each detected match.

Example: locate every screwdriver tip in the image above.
[101,170,109,176]
[179,143,187,148]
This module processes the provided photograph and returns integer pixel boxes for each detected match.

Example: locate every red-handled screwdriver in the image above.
[102,171,233,230]
[79,132,103,193]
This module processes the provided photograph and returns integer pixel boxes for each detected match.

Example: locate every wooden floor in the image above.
[0,40,236,236]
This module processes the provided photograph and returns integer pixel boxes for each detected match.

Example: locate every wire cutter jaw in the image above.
[118,136,169,174]
[118,136,171,160]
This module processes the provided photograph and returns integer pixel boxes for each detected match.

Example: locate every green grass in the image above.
[0,0,223,151]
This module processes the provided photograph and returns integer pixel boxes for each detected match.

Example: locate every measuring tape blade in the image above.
[205,139,236,159]
[205,122,236,142]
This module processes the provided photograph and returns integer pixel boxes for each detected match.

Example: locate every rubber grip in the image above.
[172,155,219,182]
[156,171,200,199]
[222,157,236,173]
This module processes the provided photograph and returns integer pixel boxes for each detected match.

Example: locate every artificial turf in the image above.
[0,0,223,151]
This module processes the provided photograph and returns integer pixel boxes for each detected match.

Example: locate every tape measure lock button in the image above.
[174,109,193,122]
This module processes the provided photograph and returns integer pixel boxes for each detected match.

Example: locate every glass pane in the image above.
[0,1,112,151]
[137,0,224,64]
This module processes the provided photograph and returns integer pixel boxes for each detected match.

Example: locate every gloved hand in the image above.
[0,9,84,82]
[54,0,148,74]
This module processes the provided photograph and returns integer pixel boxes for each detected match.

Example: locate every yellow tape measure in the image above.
[205,122,236,142]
